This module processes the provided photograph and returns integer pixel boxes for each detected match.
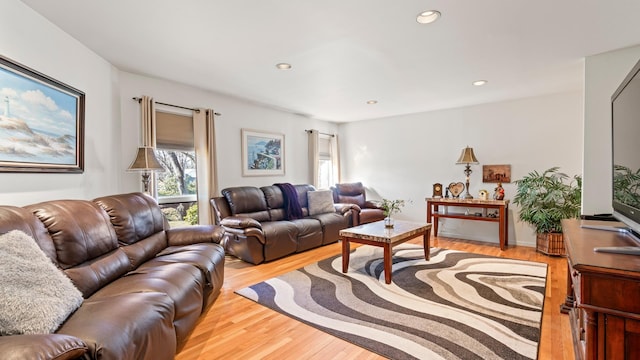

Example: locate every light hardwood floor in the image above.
[176,236,574,360]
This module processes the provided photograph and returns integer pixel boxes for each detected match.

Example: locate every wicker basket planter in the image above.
[536,232,566,256]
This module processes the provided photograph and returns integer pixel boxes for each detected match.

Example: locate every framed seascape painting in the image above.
[0,55,85,173]
[241,129,284,176]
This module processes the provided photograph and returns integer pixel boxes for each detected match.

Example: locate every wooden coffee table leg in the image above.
[383,243,392,284]
[342,237,350,273]
[423,230,430,260]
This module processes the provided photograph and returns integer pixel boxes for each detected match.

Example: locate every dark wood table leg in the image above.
[431,203,439,237]
[499,204,506,250]
[423,230,430,260]
[383,243,392,284]
[341,237,350,273]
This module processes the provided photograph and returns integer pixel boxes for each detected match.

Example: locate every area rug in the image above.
[236,244,547,360]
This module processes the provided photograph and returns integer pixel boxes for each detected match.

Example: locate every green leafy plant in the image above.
[513,167,581,233]
[184,204,199,225]
[380,199,406,218]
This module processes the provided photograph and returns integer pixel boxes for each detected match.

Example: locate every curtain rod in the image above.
[132,97,221,116]
[305,129,335,137]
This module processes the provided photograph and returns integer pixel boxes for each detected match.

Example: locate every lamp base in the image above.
[463,193,474,199]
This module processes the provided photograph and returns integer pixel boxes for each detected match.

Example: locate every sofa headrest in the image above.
[26,200,119,270]
[93,192,166,245]
[0,206,57,263]
[221,187,270,221]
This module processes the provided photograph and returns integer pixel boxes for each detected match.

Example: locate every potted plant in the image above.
[513,167,582,256]
[380,199,406,228]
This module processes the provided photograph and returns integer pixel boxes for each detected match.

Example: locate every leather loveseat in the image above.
[210,184,357,265]
[0,192,225,360]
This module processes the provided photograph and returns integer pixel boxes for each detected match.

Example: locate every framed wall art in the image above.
[241,129,284,176]
[0,55,85,173]
[482,164,511,183]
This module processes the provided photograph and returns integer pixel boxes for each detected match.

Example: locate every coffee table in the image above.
[339,220,432,284]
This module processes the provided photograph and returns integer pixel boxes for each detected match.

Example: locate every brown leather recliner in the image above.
[332,182,385,225]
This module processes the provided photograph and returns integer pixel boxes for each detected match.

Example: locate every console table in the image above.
[562,219,640,360]
[425,197,509,250]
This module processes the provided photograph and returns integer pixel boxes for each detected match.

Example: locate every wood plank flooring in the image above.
[176,236,574,360]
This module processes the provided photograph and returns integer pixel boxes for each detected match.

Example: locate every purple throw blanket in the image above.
[275,183,303,220]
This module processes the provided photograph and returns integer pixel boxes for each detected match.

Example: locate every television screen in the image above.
[612,58,640,237]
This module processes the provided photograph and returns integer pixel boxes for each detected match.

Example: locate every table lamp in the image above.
[456,146,479,199]
[128,146,165,193]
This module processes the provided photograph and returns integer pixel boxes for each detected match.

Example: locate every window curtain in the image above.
[331,134,341,184]
[193,108,218,225]
[307,129,320,188]
[139,95,158,195]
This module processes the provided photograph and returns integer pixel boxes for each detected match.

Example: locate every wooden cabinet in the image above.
[562,219,640,359]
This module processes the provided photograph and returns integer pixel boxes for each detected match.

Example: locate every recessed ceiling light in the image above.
[472,80,488,86]
[366,100,378,105]
[276,63,292,70]
[416,10,441,24]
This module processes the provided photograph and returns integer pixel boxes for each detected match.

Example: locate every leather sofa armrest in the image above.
[222,226,266,245]
[364,200,383,209]
[334,203,361,214]
[166,225,224,246]
[0,334,88,360]
[220,216,262,230]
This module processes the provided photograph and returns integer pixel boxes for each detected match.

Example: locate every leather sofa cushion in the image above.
[222,187,271,221]
[64,249,131,298]
[57,292,177,360]
[0,334,88,360]
[0,206,57,262]
[94,193,166,246]
[91,263,203,345]
[26,200,119,269]
[337,194,366,207]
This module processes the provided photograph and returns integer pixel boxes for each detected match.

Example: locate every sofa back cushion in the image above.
[26,200,130,297]
[93,193,168,269]
[334,182,366,207]
[0,206,57,263]
[262,184,315,220]
[221,186,271,221]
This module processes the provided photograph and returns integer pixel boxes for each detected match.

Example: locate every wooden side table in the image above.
[425,197,509,250]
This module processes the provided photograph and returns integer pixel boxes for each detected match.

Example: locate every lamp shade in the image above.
[128,147,165,171]
[456,146,479,164]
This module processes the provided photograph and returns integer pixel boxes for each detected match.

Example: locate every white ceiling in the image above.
[21,0,640,122]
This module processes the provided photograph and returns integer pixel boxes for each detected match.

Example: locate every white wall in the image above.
[0,0,121,205]
[339,91,583,247]
[582,45,640,215]
[118,72,338,194]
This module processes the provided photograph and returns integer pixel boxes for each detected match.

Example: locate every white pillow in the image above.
[0,230,84,335]
[308,190,335,215]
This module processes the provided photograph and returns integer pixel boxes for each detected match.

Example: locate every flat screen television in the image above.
[611,57,640,239]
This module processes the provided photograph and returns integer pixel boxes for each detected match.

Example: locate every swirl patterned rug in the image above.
[235,244,547,360]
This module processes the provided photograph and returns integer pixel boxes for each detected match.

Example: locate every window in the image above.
[317,135,333,189]
[155,111,197,228]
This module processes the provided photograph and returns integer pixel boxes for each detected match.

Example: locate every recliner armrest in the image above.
[334,203,361,214]
[220,216,262,230]
[166,224,224,246]
[0,334,88,360]
[364,200,383,210]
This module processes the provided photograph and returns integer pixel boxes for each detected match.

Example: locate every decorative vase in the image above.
[384,216,394,228]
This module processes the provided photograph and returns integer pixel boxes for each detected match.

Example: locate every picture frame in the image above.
[482,164,511,183]
[241,129,284,176]
[0,55,85,173]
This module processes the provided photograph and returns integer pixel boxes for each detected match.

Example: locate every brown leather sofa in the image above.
[332,182,385,225]
[0,192,225,360]
[210,184,357,265]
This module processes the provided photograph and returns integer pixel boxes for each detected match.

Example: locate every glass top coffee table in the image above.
[339,220,432,284]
